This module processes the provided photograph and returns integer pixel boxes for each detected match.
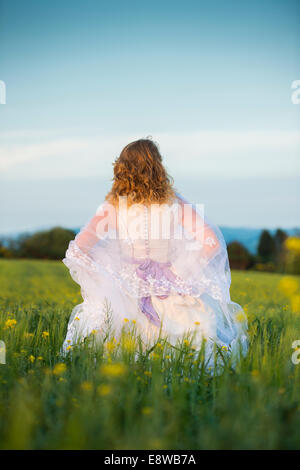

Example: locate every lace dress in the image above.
[62,193,248,364]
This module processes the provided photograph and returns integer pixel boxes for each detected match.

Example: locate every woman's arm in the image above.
[75,202,117,254]
[176,194,220,258]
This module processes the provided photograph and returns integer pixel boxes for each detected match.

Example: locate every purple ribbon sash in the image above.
[130,258,180,327]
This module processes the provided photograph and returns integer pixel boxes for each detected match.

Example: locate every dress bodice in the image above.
[118,204,173,263]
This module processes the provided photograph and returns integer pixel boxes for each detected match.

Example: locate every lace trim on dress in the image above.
[64,240,224,302]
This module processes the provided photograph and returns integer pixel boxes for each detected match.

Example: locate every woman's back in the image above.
[118,202,176,263]
[62,138,248,368]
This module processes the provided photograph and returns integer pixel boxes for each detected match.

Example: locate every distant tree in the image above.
[257,230,276,263]
[274,229,288,271]
[227,241,253,270]
[284,237,300,275]
[274,229,287,253]
[9,234,29,257]
[0,240,13,258]
[18,227,75,260]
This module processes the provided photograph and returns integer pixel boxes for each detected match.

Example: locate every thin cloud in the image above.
[0,130,299,179]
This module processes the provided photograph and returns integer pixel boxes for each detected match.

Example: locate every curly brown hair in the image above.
[105,138,176,206]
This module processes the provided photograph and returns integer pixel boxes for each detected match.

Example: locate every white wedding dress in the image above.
[62,193,248,366]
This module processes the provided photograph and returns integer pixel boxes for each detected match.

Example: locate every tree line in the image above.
[227,229,300,274]
[0,226,299,274]
[0,227,75,261]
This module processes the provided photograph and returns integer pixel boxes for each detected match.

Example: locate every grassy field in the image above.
[0,259,300,450]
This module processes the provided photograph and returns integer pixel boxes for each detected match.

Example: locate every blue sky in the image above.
[0,0,299,233]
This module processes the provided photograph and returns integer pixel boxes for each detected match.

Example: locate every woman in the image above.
[63,139,248,366]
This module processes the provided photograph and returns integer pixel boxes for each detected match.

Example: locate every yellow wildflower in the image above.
[81,381,93,392]
[28,355,35,363]
[291,294,300,313]
[122,336,136,353]
[278,277,299,297]
[97,384,112,396]
[150,352,160,360]
[285,237,300,254]
[42,331,49,339]
[100,363,127,377]
[24,332,34,339]
[53,363,67,376]
[106,338,117,353]
[4,318,17,329]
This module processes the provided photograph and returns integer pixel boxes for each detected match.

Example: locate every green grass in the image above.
[0,259,300,449]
